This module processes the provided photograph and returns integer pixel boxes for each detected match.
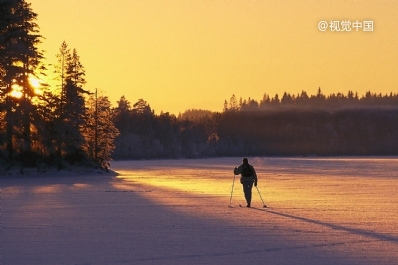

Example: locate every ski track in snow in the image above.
[1,157,398,265]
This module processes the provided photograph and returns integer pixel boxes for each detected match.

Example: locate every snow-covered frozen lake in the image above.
[2,157,398,264]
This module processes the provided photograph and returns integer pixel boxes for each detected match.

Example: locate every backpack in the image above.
[241,164,253,177]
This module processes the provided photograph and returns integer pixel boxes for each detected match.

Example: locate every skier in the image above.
[234,158,258,207]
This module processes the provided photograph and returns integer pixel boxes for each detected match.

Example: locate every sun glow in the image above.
[29,75,43,95]
[10,84,23,98]
[29,76,40,88]
[9,75,44,98]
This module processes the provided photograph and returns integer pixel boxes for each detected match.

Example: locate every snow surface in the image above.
[1,157,398,264]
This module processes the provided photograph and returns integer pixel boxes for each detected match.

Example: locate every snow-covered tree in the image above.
[84,90,119,168]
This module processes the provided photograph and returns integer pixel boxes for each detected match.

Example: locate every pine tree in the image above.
[113,95,132,133]
[0,0,43,162]
[52,42,90,163]
[229,94,238,111]
[84,90,119,168]
[34,85,60,161]
[62,48,90,161]
[54,41,70,117]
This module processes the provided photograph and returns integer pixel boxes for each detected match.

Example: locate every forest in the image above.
[112,91,398,159]
[0,1,119,171]
[2,0,398,172]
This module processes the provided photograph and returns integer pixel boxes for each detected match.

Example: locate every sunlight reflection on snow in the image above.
[112,157,398,235]
[33,185,62,194]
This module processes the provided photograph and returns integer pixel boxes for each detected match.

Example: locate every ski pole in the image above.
[228,174,236,207]
[255,185,267,208]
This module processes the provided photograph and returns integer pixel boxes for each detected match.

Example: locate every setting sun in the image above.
[29,75,40,88]
[9,84,22,98]
[9,75,43,98]
[29,75,43,95]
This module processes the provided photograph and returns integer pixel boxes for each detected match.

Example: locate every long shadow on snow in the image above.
[250,207,398,244]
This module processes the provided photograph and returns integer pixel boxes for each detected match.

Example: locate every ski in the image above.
[230,204,268,208]
[239,204,267,208]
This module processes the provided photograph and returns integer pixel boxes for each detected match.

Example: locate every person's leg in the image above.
[242,181,254,207]
[242,183,248,204]
[246,182,253,207]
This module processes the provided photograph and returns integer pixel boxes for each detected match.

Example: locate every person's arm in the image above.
[234,165,242,175]
[252,166,258,186]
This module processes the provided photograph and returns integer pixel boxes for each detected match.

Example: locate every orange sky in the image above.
[30,0,398,115]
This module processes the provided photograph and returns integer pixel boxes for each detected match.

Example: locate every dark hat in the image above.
[243,157,248,163]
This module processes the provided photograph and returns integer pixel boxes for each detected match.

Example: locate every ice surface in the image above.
[1,157,398,264]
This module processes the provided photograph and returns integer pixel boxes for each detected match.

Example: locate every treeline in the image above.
[111,91,398,159]
[224,88,398,112]
[0,1,119,171]
[112,97,217,159]
[215,108,398,156]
